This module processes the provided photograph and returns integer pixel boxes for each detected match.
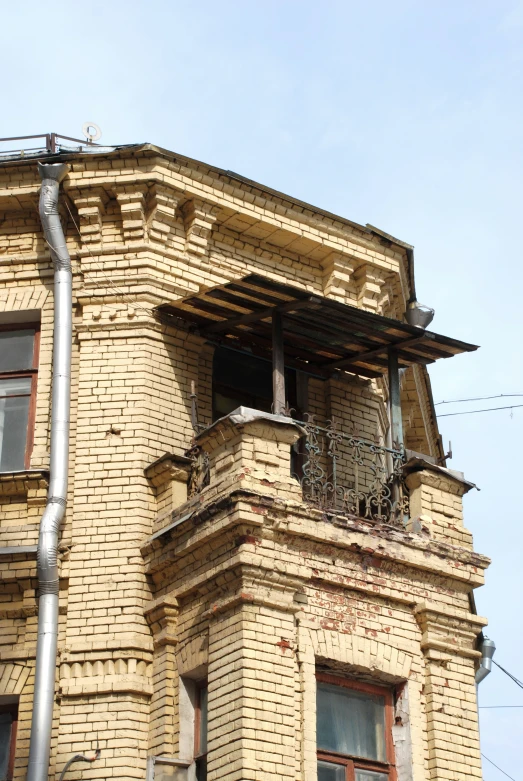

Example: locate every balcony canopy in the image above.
[156,274,477,379]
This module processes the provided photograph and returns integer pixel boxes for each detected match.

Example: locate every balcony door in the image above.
[212,346,298,422]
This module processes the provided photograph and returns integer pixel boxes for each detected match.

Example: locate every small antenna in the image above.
[82,122,102,144]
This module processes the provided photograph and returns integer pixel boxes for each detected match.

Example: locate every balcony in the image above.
[156,272,476,532]
[187,409,407,526]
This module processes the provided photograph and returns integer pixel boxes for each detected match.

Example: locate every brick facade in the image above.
[0,144,488,780]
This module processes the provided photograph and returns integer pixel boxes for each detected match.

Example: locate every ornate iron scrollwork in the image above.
[294,415,408,526]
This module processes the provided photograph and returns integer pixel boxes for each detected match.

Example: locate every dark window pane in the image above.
[317,683,386,762]
[214,348,273,401]
[0,712,13,780]
[0,330,35,371]
[199,686,208,755]
[212,347,297,421]
[0,392,31,471]
[318,760,345,781]
[195,755,207,781]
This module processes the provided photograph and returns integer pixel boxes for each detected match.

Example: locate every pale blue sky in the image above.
[2,1,522,776]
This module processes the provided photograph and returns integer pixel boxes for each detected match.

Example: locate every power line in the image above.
[482,753,517,781]
[493,660,523,690]
[435,394,523,406]
[479,706,523,709]
[439,404,523,418]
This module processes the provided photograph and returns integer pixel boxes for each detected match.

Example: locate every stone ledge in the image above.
[142,489,489,588]
[59,675,153,698]
[144,452,192,486]
[0,469,49,497]
[415,602,486,659]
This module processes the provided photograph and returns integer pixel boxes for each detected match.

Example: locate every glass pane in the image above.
[317,683,386,761]
[0,712,13,780]
[0,377,32,397]
[318,760,346,781]
[355,770,388,781]
[214,348,273,401]
[0,394,30,471]
[0,330,35,371]
[195,755,207,781]
[212,347,297,421]
[199,686,208,755]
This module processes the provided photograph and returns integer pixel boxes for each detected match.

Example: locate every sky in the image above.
[1,0,522,777]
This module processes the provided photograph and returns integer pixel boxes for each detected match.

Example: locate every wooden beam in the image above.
[324,333,433,371]
[272,310,286,415]
[202,296,320,336]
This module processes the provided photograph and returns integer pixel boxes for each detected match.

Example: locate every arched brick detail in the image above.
[176,631,209,677]
[309,627,413,681]
[0,662,31,697]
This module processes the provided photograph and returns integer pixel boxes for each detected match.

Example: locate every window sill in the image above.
[0,469,49,497]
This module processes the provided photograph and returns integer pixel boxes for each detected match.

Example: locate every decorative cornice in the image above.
[144,594,179,648]
[113,183,149,242]
[414,602,486,660]
[144,453,192,488]
[202,562,303,619]
[181,197,221,256]
[68,186,109,246]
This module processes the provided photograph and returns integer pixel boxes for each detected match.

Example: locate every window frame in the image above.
[316,672,396,781]
[0,702,18,781]
[211,345,299,422]
[194,679,208,781]
[0,323,40,471]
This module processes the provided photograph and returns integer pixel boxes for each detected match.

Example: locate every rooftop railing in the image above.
[0,133,103,161]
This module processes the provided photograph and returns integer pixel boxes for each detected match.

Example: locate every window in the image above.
[0,325,39,472]
[316,674,395,781]
[0,704,18,781]
[212,347,297,421]
[194,682,208,781]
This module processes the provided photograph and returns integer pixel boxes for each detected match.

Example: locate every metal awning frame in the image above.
[156,273,478,448]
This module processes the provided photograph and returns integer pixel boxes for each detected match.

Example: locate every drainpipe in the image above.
[476,637,496,685]
[27,162,72,781]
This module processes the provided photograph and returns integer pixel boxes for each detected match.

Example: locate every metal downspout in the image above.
[27,162,72,781]
[476,637,496,685]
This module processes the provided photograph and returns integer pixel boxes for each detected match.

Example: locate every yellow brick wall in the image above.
[0,149,487,781]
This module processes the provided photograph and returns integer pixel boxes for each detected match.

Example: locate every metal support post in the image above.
[388,349,404,450]
[272,310,286,415]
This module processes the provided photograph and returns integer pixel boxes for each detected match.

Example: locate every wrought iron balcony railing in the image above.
[186,412,408,527]
[290,415,408,526]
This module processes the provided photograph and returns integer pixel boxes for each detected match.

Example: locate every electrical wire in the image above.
[479,706,523,709]
[438,404,523,418]
[493,660,523,690]
[435,394,523,406]
[481,753,517,781]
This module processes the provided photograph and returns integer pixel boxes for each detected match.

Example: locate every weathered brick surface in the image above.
[0,146,487,780]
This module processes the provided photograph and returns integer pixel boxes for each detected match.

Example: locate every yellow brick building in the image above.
[0,136,490,781]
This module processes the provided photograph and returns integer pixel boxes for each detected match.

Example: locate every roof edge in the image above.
[0,140,415,258]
